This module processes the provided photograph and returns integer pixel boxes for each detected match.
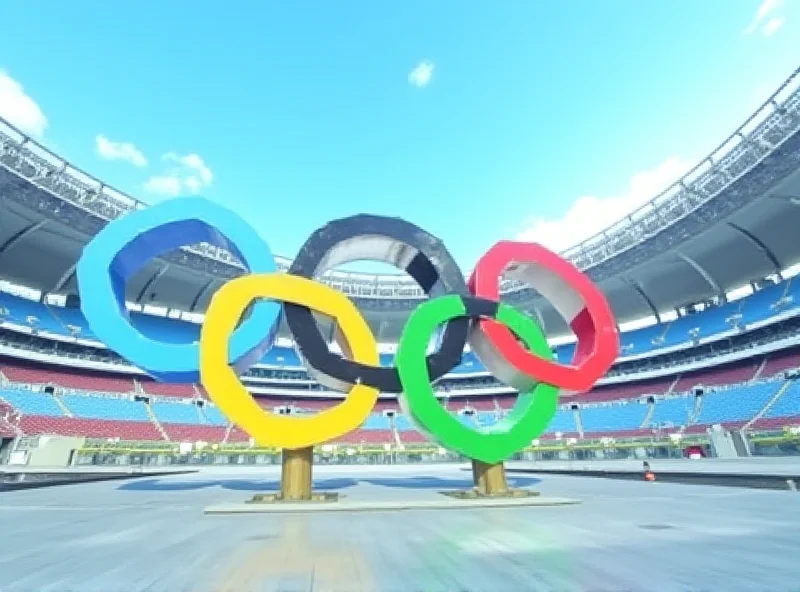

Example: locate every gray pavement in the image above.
[0,463,799,591]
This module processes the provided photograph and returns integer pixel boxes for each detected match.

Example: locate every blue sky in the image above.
[0,1,797,272]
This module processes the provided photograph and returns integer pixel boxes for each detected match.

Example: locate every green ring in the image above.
[396,295,559,464]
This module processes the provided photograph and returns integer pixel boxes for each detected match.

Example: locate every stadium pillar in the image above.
[280,447,313,500]
[471,459,509,495]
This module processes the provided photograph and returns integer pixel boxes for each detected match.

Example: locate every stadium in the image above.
[2,60,800,591]
[2,71,800,463]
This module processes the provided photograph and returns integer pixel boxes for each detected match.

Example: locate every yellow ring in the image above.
[200,273,380,449]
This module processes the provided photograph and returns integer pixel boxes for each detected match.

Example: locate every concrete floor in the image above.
[1,463,799,592]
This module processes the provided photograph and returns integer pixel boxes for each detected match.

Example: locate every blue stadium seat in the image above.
[203,406,229,425]
[765,380,800,418]
[0,294,66,334]
[61,393,150,422]
[1,271,797,372]
[393,415,414,431]
[448,352,482,374]
[695,381,781,424]
[131,313,200,344]
[649,396,695,427]
[580,402,648,432]
[617,324,666,355]
[555,343,576,363]
[544,408,576,434]
[685,302,741,339]
[0,388,65,416]
[740,283,788,325]
[475,412,501,427]
[151,401,203,424]
[361,414,391,430]
[456,413,475,428]
[49,306,95,338]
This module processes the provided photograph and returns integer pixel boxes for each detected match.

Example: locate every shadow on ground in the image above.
[359,475,541,489]
[118,475,541,492]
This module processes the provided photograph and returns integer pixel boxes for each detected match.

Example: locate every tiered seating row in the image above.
[162,424,227,442]
[2,342,799,418]
[580,402,649,433]
[577,378,672,403]
[2,277,800,363]
[696,382,780,425]
[761,349,800,378]
[139,380,196,397]
[2,363,135,393]
[674,362,758,392]
[18,416,163,440]
[2,377,800,445]
[766,380,800,419]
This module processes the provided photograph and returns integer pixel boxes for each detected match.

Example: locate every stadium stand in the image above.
[0,66,798,466]
[3,343,798,447]
[2,294,800,447]
[1,274,800,366]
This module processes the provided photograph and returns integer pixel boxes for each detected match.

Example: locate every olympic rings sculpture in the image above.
[77,197,619,464]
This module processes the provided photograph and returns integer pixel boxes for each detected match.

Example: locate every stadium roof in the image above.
[1,69,800,341]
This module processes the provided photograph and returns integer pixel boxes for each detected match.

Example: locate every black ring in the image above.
[284,214,470,393]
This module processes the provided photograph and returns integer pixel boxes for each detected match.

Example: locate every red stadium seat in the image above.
[138,380,197,398]
[19,416,164,440]
[2,361,135,394]
[760,348,800,379]
[672,362,759,392]
[162,424,228,442]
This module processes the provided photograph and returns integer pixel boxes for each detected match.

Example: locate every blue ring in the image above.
[76,197,280,383]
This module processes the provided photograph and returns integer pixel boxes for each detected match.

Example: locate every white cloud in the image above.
[0,70,47,138]
[515,156,693,252]
[762,17,785,36]
[408,60,435,88]
[744,0,785,35]
[143,175,182,196]
[144,151,213,197]
[95,134,148,167]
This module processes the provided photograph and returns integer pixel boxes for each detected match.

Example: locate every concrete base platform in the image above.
[205,494,580,514]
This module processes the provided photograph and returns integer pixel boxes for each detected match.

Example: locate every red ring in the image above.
[468,241,619,392]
